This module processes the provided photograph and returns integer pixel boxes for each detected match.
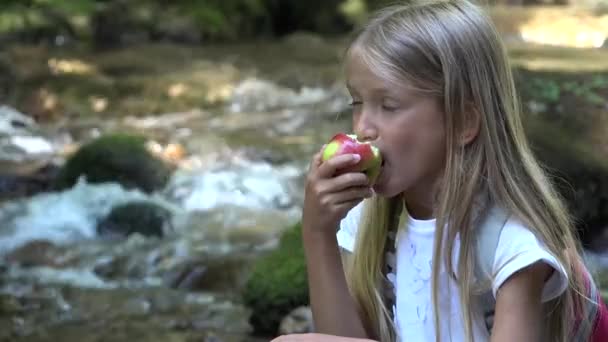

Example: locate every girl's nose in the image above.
[354,114,378,142]
[355,128,378,143]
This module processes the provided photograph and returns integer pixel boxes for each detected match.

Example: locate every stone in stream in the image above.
[0,106,56,179]
[96,201,173,239]
[54,134,173,194]
[279,306,314,335]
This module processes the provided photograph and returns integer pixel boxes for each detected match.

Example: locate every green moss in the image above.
[55,133,173,193]
[242,223,308,336]
[97,201,172,238]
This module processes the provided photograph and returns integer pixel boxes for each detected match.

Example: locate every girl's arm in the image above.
[298,150,372,338]
[302,230,369,337]
[490,261,553,342]
[272,333,377,342]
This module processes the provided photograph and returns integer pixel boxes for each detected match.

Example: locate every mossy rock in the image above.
[55,134,173,193]
[243,223,308,336]
[96,201,173,238]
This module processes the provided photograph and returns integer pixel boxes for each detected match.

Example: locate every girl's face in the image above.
[346,53,447,217]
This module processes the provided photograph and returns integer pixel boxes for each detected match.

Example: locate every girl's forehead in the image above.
[345,50,415,95]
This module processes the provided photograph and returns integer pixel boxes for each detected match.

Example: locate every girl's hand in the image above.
[302,148,373,236]
[271,333,377,342]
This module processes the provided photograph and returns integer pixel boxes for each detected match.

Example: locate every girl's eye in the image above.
[349,100,363,107]
[382,104,399,112]
[382,99,400,112]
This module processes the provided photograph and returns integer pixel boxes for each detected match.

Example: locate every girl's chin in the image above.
[371,171,394,197]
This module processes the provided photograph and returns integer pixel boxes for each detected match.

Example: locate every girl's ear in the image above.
[460,104,481,146]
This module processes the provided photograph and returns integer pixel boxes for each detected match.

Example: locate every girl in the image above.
[273,0,596,341]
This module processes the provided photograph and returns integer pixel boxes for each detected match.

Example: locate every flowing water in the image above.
[0,38,355,341]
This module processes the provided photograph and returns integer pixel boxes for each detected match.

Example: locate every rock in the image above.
[96,201,173,238]
[165,256,255,293]
[0,106,36,136]
[242,223,308,336]
[0,106,55,176]
[0,163,59,200]
[279,306,314,335]
[4,240,70,267]
[154,16,201,44]
[164,162,299,212]
[54,134,173,193]
[228,78,328,113]
[282,32,338,63]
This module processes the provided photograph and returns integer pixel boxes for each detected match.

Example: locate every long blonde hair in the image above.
[343,1,591,341]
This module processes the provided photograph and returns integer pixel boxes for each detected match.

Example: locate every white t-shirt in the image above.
[336,202,568,342]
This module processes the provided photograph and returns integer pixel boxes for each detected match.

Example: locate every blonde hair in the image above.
[342,1,591,341]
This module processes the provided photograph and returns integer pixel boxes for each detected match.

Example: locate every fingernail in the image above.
[352,154,361,163]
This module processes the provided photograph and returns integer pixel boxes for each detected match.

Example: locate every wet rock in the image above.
[279,306,314,335]
[55,134,173,193]
[0,163,60,200]
[96,201,173,239]
[122,297,152,316]
[0,135,55,176]
[0,106,36,136]
[4,240,70,268]
[243,223,308,336]
[282,32,339,64]
[228,78,328,113]
[154,16,201,44]
[0,181,162,255]
[92,255,135,280]
[165,256,255,293]
[164,162,299,213]
[0,294,23,314]
[0,106,56,177]
[0,286,253,342]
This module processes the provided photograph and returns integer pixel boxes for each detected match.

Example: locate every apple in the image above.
[321,133,383,184]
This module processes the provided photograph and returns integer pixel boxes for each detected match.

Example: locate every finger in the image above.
[333,198,367,217]
[313,173,368,201]
[312,173,368,200]
[317,153,360,178]
[311,151,323,169]
[331,172,369,190]
[331,186,374,204]
[310,144,329,169]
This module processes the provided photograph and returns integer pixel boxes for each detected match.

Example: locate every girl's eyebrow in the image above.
[347,82,389,94]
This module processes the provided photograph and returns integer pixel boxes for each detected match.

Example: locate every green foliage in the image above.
[0,0,95,33]
[178,0,269,39]
[523,77,562,103]
[0,0,354,43]
[242,223,309,336]
[55,133,173,193]
[519,72,608,107]
[561,75,608,105]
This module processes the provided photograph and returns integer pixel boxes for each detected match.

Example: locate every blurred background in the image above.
[1,0,608,341]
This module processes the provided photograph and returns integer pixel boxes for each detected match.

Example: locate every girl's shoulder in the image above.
[489,216,569,302]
